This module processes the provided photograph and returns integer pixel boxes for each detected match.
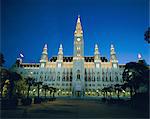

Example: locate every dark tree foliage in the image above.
[42,84,49,99]
[122,61,149,98]
[144,27,150,43]
[114,84,122,99]
[0,53,5,67]
[26,77,35,98]
[34,81,43,98]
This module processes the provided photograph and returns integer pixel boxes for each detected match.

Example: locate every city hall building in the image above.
[12,16,125,98]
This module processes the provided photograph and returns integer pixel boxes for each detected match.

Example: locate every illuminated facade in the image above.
[12,16,125,98]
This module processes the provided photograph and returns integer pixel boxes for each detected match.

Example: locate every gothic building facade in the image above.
[12,16,125,97]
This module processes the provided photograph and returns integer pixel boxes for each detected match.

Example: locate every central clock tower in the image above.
[72,15,85,98]
[74,15,84,57]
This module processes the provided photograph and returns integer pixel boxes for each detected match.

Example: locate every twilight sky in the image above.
[1,0,149,67]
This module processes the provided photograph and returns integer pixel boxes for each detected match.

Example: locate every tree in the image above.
[0,68,10,97]
[107,86,113,97]
[34,81,43,98]
[144,27,150,43]
[114,84,122,99]
[26,77,35,98]
[49,87,53,97]
[42,84,49,99]
[102,87,109,98]
[122,61,149,99]
[9,72,25,98]
[14,76,27,97]
[52,87,57,98]
[0,53,5,67]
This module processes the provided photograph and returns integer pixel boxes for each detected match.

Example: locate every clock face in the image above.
[77,38,81,41]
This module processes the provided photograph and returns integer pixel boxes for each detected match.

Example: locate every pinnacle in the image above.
[44,44,47,49]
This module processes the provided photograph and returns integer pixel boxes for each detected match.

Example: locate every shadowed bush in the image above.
[1,97,18,109]
[49,97,56,101]
[101,98,106,103]
[21,97,32,106]
[34,97,42,104]
[132,93,149,111]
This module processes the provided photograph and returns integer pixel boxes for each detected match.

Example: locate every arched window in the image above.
[77,70,80,79]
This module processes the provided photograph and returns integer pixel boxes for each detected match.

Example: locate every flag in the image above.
[138,53,142,59]
[20,53,24,58]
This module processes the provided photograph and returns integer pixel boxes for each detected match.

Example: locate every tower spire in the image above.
[110,44,118,68]
[40,44,48,67]
[57,44,63,61]
[74,15,83,36]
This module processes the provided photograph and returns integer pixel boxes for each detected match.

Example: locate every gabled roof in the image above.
[49,56,108,62]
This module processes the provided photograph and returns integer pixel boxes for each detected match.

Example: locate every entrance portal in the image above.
[75,91,81,97]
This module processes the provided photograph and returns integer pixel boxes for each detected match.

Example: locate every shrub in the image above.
[21,97,32,106]
[101,98,106,103]
[132,93,149,110]
[1,97,18,109]
[34,97,42,104]
[49,97,56,101]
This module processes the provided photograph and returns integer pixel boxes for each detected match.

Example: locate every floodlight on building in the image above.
[122,90,125,93]
[138,53,142,59]
[20,53,24,58]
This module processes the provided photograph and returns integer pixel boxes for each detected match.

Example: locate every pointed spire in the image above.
[57,44,63,61]
[60,44,62,49]
[110,44,115,55]
[74,15,83,35]
[111,44,114,49]
[42,44,48,55]
[94,44,100,61]
[94,44,100,55]
[77,15,81,23]
[95,44,98,49]
[40,44,48,64]
[110,44,118,62]
[58,44,63,55]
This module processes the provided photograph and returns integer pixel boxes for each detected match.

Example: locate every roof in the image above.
[49,56,108,62]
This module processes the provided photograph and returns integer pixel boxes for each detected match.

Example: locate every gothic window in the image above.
[93,76,95,82]
[102,76,104,82]
[70,76,72,81]
[97,72,100,81]
[57,73,60,81]
[116,76,118,82]
[85,75,87,81]
[92,72,95,82]
[66,74,69,81]
[77,70,80,79]
[106,76,107,82]
[88,76,91,81]
[115,72,118,76]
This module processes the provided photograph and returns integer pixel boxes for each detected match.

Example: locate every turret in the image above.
[110,44,118,68]
[57,44,63,68]
[94,44,101,68]
[40,44,48,67]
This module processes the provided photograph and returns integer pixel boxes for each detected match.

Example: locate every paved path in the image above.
[1,99,149,118]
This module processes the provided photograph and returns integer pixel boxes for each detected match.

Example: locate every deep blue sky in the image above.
[1,0,149,67]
